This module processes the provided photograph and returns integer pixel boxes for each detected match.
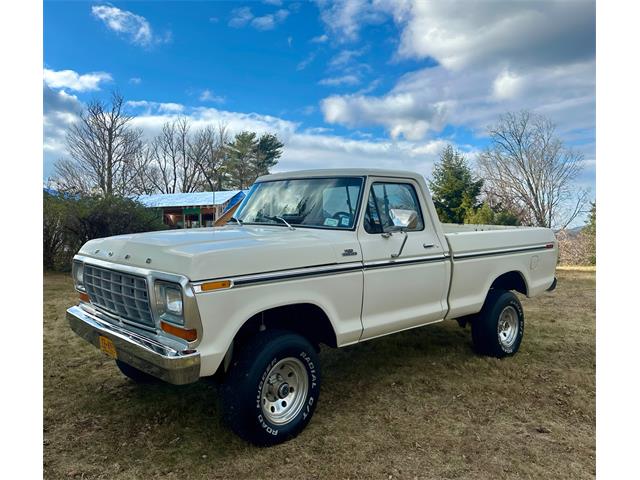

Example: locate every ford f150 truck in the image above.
[67,168,558,446]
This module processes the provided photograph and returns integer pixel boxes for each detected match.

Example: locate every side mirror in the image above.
[388,209,418,230]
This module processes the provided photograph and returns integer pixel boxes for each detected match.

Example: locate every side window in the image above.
[363,182,424,234]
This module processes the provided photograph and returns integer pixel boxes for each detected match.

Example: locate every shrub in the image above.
[43,193,166,271]
[556,229,595,266]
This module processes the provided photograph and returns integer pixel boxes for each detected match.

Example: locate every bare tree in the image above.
[128,145,158,195]
[478,111,589,229]
[177,118,202,192]
[55,92,144,196]
[191,123,230,192]
[143,118,196,193]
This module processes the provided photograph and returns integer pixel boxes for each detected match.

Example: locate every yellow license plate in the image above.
[99,336,117,359]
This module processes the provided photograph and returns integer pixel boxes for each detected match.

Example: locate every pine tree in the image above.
[254,133,284,178]
[226,131,283,189]
[227,131,258,190]
[429,145,483,223]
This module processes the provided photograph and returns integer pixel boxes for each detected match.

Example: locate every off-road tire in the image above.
[115,359,161,384]
[221,329,321,446]
[472,289,524,358]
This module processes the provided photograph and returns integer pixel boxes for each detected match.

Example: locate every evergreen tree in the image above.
[464,202,521,226]
[429,145,483,223]
[255,133,284,178]
[226,131,284,189]
[464,203,495,224]
[227,131,258,189]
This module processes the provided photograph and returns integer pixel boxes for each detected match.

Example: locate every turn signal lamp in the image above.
[200,280,232,292]
[161,321,198,342]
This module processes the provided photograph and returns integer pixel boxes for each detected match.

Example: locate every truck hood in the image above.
[78,225,363,281]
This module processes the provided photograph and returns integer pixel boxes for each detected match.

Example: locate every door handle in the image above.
[423,243,437,249]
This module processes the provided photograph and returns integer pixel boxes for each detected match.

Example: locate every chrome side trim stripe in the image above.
[232,262,363,287]
[363,254,449,270]
[452,243,552,260]
[194,256,450,291]
[193,243,551,292]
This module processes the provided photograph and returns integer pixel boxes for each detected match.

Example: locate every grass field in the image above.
[44,270,595,479]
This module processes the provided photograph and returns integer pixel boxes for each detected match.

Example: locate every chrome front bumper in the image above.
[67,305,201,385]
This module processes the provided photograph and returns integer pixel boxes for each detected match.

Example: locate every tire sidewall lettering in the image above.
[253,350,319,436]
[255,358,279,436]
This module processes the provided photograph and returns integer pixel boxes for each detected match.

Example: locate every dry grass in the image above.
[556,265,596,272]
[44,270,595,479]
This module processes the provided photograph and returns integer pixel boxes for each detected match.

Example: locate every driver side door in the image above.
[358,177,449,340]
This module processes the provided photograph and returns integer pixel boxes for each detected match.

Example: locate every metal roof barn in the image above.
[134,190,247,229]
[135,190,244,208]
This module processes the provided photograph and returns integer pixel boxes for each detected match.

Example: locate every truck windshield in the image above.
[236,177,364,229]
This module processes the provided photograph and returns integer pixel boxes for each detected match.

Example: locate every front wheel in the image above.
[472,289,524,357]
[221,330,321,446]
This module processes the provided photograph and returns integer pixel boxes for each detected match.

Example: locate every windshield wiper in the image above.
[229,216,243,226]
[265,215,296,230]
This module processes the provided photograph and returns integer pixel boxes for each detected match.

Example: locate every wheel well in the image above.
[234,303,338,350]
[490,271,528,296]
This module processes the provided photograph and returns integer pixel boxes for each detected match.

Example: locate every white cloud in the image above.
[394,1,595,70]
[43,85,84,179]
[229,7,289,30]
[122,103,461,179]
[126,100,185,114]
[129,77,142,85]
[328,48,365,68]
[316,0,387,42]
[311,34,328,43]
[199,89,225,103]
[42,86,471,185]
[91,4,170,46]
[492,70,522,100]
[319,75,361,87]
[229,7,253,28]
[263,0,283,6]
[251,15,275,30]
[253,9,289,30]
[297,52,316,71]
[43,68,112,92]
[322,61,595,141]
[318,0,595,153]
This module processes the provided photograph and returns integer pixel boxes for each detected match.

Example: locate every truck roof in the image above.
[257,168,424,182]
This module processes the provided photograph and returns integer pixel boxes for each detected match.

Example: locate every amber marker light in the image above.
[79,291,90,303]
[161,321,198,342]
[201,279,232,291]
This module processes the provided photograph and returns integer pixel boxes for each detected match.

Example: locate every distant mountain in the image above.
[554,225,584,237]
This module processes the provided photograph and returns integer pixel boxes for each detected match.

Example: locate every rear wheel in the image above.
[472,289,524,357]
[221,329,321,446]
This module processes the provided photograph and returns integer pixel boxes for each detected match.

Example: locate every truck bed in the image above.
[442,223,557,320]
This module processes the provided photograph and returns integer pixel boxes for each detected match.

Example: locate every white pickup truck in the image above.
[67,168,557,446]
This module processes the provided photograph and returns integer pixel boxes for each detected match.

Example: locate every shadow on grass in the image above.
[70,321,475,455]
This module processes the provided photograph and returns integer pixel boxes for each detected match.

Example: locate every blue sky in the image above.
[43,0,595,222]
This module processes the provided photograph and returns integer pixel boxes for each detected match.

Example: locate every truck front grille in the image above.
[84,265,154,327]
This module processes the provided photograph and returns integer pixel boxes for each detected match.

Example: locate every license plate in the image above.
[99,336,117,359]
